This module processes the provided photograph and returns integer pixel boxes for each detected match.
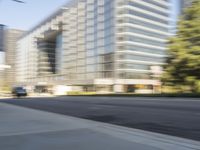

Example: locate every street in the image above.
[1,96,200,141]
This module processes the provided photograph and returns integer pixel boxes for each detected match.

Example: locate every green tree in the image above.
[162,0,200,93]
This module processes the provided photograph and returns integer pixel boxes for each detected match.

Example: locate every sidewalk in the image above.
[0,103,200,150]
[0,93,54,99]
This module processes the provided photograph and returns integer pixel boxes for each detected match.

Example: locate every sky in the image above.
[171,0,181,21]
[0,0,70,30]
[0,0,180,31]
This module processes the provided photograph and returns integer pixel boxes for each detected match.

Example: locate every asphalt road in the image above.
[1,96,200,141]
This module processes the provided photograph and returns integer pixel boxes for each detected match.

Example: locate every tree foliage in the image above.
[162,0,200,92]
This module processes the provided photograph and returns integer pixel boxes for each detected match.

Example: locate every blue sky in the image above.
[0,0,69,30]
[171,0,181,20]
[0,0,180,31]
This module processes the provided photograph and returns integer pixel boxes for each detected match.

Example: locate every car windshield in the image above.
[15,87,24,91]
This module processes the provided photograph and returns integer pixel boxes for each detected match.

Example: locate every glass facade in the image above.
[16,0,171,93]
[116,0,170,80]
[56,33,63,74]
[0,25,5,52]
[85,0,115,79]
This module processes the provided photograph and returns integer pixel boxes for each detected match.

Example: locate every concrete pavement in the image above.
[0,93,55,99]
[0,102,200,150]
[3,97,200,141]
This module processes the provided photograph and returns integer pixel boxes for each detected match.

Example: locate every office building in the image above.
[0,26,24,90]
[16,0,171,93]
[0,24,5,64]
[4,29,24,87]
[0,24,6,90]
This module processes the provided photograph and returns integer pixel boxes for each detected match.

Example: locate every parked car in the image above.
[12,87,27,97]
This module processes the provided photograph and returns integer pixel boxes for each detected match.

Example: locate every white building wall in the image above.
[115,0,170,81]
[16,10,64,84]
[16,0,172,92]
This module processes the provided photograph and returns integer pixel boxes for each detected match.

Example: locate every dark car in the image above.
[12,87,27,97]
